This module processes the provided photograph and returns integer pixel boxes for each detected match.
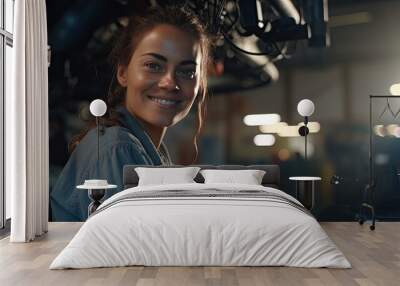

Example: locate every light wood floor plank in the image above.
[0,222,399,286]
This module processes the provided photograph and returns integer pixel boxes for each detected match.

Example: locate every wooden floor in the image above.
[0,222,399,286]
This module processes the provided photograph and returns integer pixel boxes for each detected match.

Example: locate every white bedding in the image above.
[50,183,351,269]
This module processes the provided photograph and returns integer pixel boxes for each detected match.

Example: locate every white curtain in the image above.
[7,0,49,242]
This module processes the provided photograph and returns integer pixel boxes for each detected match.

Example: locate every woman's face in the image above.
[117,24,202,129]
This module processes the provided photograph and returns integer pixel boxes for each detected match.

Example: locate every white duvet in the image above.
[50,183,351,269]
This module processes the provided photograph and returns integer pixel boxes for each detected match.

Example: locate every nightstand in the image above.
[77,180,117,217]
[289,176,321,210]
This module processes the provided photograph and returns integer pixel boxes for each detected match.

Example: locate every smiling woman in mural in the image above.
[51,5,211,221]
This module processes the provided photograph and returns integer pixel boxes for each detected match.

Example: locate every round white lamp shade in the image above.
[297,99,315,117]
[90,99,107,117]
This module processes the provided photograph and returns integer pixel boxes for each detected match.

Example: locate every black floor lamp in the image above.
[90,99,107,170]
[77,99,117,217]
[357,95,396,231]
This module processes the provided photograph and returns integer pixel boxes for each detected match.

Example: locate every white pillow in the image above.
[200,169,266,185]
[135,167,200,186]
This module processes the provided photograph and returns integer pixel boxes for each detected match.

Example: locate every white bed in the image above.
[50,182,351,269]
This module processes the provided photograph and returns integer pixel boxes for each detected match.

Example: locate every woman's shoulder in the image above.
[79,125,145,152]
[103,125,143,146]
[69,125,152,167]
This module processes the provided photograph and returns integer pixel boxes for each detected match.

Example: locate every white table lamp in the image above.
[297,99,315,160]
[297,99,315,117]
[90,99,107,117]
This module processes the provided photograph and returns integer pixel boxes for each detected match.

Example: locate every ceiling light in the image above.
[254,134,276,146]
[394,126,400,138]
[259,122,288,133]
[390,83,400,95]
[244,114,281,126]
[386,124,399,136]
[278,126,301,137]
[373,125,385,137]
[374,125,386,137]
